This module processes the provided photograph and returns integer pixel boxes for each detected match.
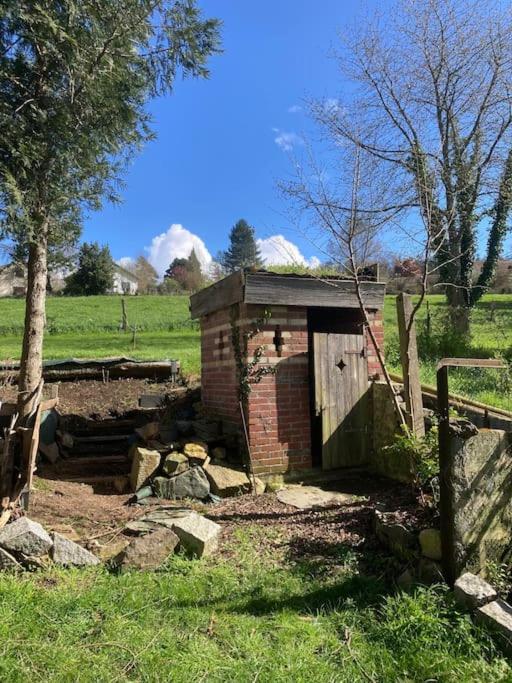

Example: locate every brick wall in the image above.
[244,304,311,474]
[200,307,241,429]
[200,302,384,475]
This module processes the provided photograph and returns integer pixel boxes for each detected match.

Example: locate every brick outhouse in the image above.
[190,270,385,476]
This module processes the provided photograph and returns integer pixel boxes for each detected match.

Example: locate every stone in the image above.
[417,558,444,585]
[48,524,80,542]
[39,441,60,464]
[57,430,74,449]
[129,447,161,492]
[0,547,21,571]
[419,528,442,561]
[476,599,512,651]
[135,422,160,442]
[397,568,415,590]
[51,533,100,567]
[277,485,357,510]
[183,441,209,464]
[205,464,250,498]
[139,394,165,409]
[153,468,210,500]
[211,446,227,461]
[171,511,221,557]
[39,441,60,463]
[194,419,220,443]
[374,510,418,560]
[162,452,189,476]
[0,517,52,557]
[115,527,179,571]
[448,418,479,440]
[454,572,497,610]
[92,539,130,562]
[252,477,266,495]
[113,476,129,494]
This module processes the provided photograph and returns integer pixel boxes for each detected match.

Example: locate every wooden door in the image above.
[313,332,369,469]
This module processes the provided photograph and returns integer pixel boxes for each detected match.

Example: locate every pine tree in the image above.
[221,219,262,272]
[64,243,114,295]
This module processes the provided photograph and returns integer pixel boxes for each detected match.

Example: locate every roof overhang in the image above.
[190,270,385,319]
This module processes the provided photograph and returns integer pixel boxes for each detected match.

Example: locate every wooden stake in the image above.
[396,293,425,437]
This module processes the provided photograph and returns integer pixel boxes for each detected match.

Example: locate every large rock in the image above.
[419,528,442,561]
[0,517,52,557]
[130,447,161,492]
[374,510,418,560]
[476,599,512,653]
[154,468,210,500]
[115,527,179,571]
[205,464,250,498]
[135,422,160,442]
[91,539,130,562]
[171,511,221,557]
[454,572,497,610]
[0,547,21,571]
[51,533,100,567]
[277,485,356,510]
[162,452,189,476]
[183,441,209,464]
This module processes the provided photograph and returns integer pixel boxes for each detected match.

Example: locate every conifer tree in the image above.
[64,242,114,295]
[221,219,262,272]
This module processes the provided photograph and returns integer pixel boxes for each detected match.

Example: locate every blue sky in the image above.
[83,0,367,275]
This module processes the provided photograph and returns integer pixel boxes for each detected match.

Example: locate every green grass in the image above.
[0,529,507,682]
[0,292,510,408]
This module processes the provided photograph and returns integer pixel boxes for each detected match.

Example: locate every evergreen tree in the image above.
[0,1,220,416]
[64,242,114,295]
[163,249,204,291]
[221,219,262,272]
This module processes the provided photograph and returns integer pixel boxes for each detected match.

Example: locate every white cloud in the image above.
[145,224,212,277]
[323,97,340,114]
[257,235,321,269]
[288,104,302,114]
[116,256,135,271]
[272,128,304,152]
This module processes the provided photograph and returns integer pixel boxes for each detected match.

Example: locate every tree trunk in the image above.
[446,287,470,336]
[18,233,48,419]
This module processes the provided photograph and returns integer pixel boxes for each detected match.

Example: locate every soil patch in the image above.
[0,377,199,419]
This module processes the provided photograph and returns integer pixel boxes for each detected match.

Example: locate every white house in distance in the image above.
[110,263,139,295]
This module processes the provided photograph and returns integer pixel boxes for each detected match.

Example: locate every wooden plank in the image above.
[437,358,506,369]
[189,270,244,318]
[244,273,385,310]
[26,401,43,493]
[396,293,425,437]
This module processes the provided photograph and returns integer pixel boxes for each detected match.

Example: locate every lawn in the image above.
[0,528,508,682]
[0,292,510,408]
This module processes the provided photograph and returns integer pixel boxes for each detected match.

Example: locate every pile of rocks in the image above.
[0,507,222,573]
[0,517,100,570]
[128,418,259,502]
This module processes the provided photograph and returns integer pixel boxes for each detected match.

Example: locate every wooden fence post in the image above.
[396,293,425,437]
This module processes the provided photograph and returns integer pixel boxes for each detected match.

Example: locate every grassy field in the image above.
[0,292,510,408]
[0,528,508,682]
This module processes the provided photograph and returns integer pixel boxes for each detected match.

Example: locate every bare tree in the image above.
[316,0,512,334]
[281,140,409,428]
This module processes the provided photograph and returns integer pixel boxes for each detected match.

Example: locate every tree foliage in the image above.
[64,242,114,296]
[133,255,158,293]
[220,219,262,272]
[0,0,221,412]
[164,248,204,291]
